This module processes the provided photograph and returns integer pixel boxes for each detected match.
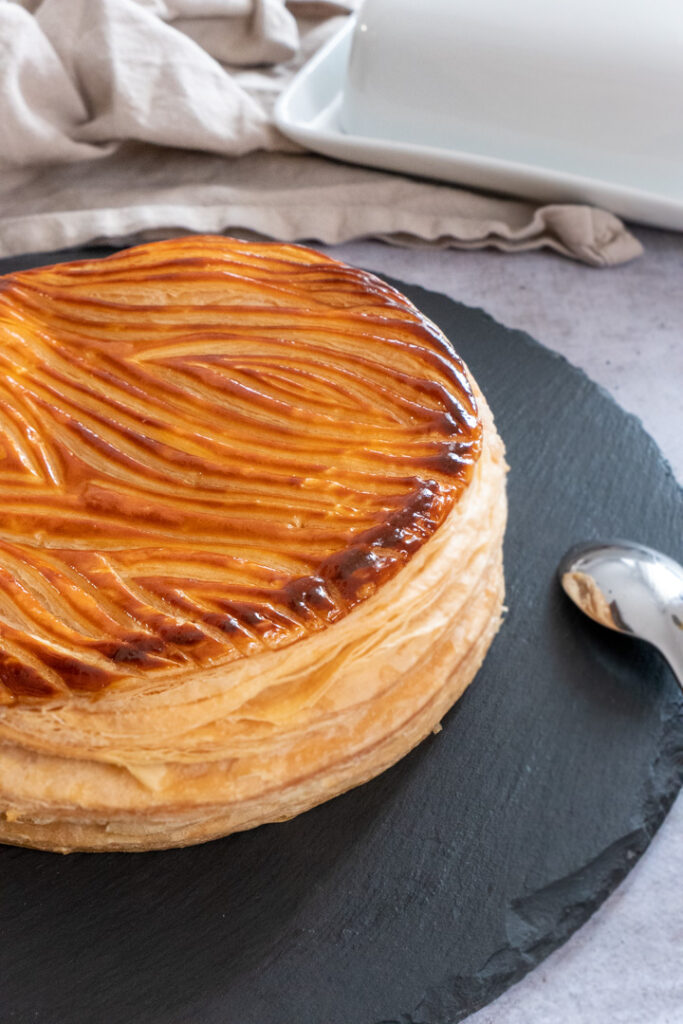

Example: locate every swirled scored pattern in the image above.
[0,237,482,702]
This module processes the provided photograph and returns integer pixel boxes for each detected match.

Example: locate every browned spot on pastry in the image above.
[38,653,117,693]
[278,577,339,619]
[0,653,57,700]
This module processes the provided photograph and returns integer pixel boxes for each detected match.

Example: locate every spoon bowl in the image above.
[559,540,683,690]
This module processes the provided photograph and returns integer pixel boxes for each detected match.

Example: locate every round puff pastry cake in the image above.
[0,236,507,852]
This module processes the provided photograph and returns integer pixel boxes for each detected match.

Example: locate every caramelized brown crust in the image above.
[0,236,482,703]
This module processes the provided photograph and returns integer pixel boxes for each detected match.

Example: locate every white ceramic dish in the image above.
[274,13,683,231]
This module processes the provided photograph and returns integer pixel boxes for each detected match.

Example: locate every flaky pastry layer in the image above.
[0,237,507,851]
[0,385,506,852]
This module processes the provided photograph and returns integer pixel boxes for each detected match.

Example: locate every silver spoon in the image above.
[558,540,683,691]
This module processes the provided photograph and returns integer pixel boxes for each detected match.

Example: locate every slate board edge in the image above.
[0,246,681,1024]
[403,710,683,1024]
[379,275,683,1024]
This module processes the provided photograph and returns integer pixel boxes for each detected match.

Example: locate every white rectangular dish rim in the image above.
[274,19,683,232]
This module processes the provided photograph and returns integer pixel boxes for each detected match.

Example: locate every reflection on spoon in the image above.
[558,540,683,691]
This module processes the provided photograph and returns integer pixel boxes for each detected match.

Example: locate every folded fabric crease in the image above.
[0,0,642,266]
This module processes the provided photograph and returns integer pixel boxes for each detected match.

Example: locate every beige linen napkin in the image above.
[0,0,642,266]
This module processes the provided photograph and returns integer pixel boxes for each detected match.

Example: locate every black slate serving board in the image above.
[0,248,681,1024]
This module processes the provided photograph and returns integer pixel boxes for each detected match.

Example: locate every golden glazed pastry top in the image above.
[0,236,482,704]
